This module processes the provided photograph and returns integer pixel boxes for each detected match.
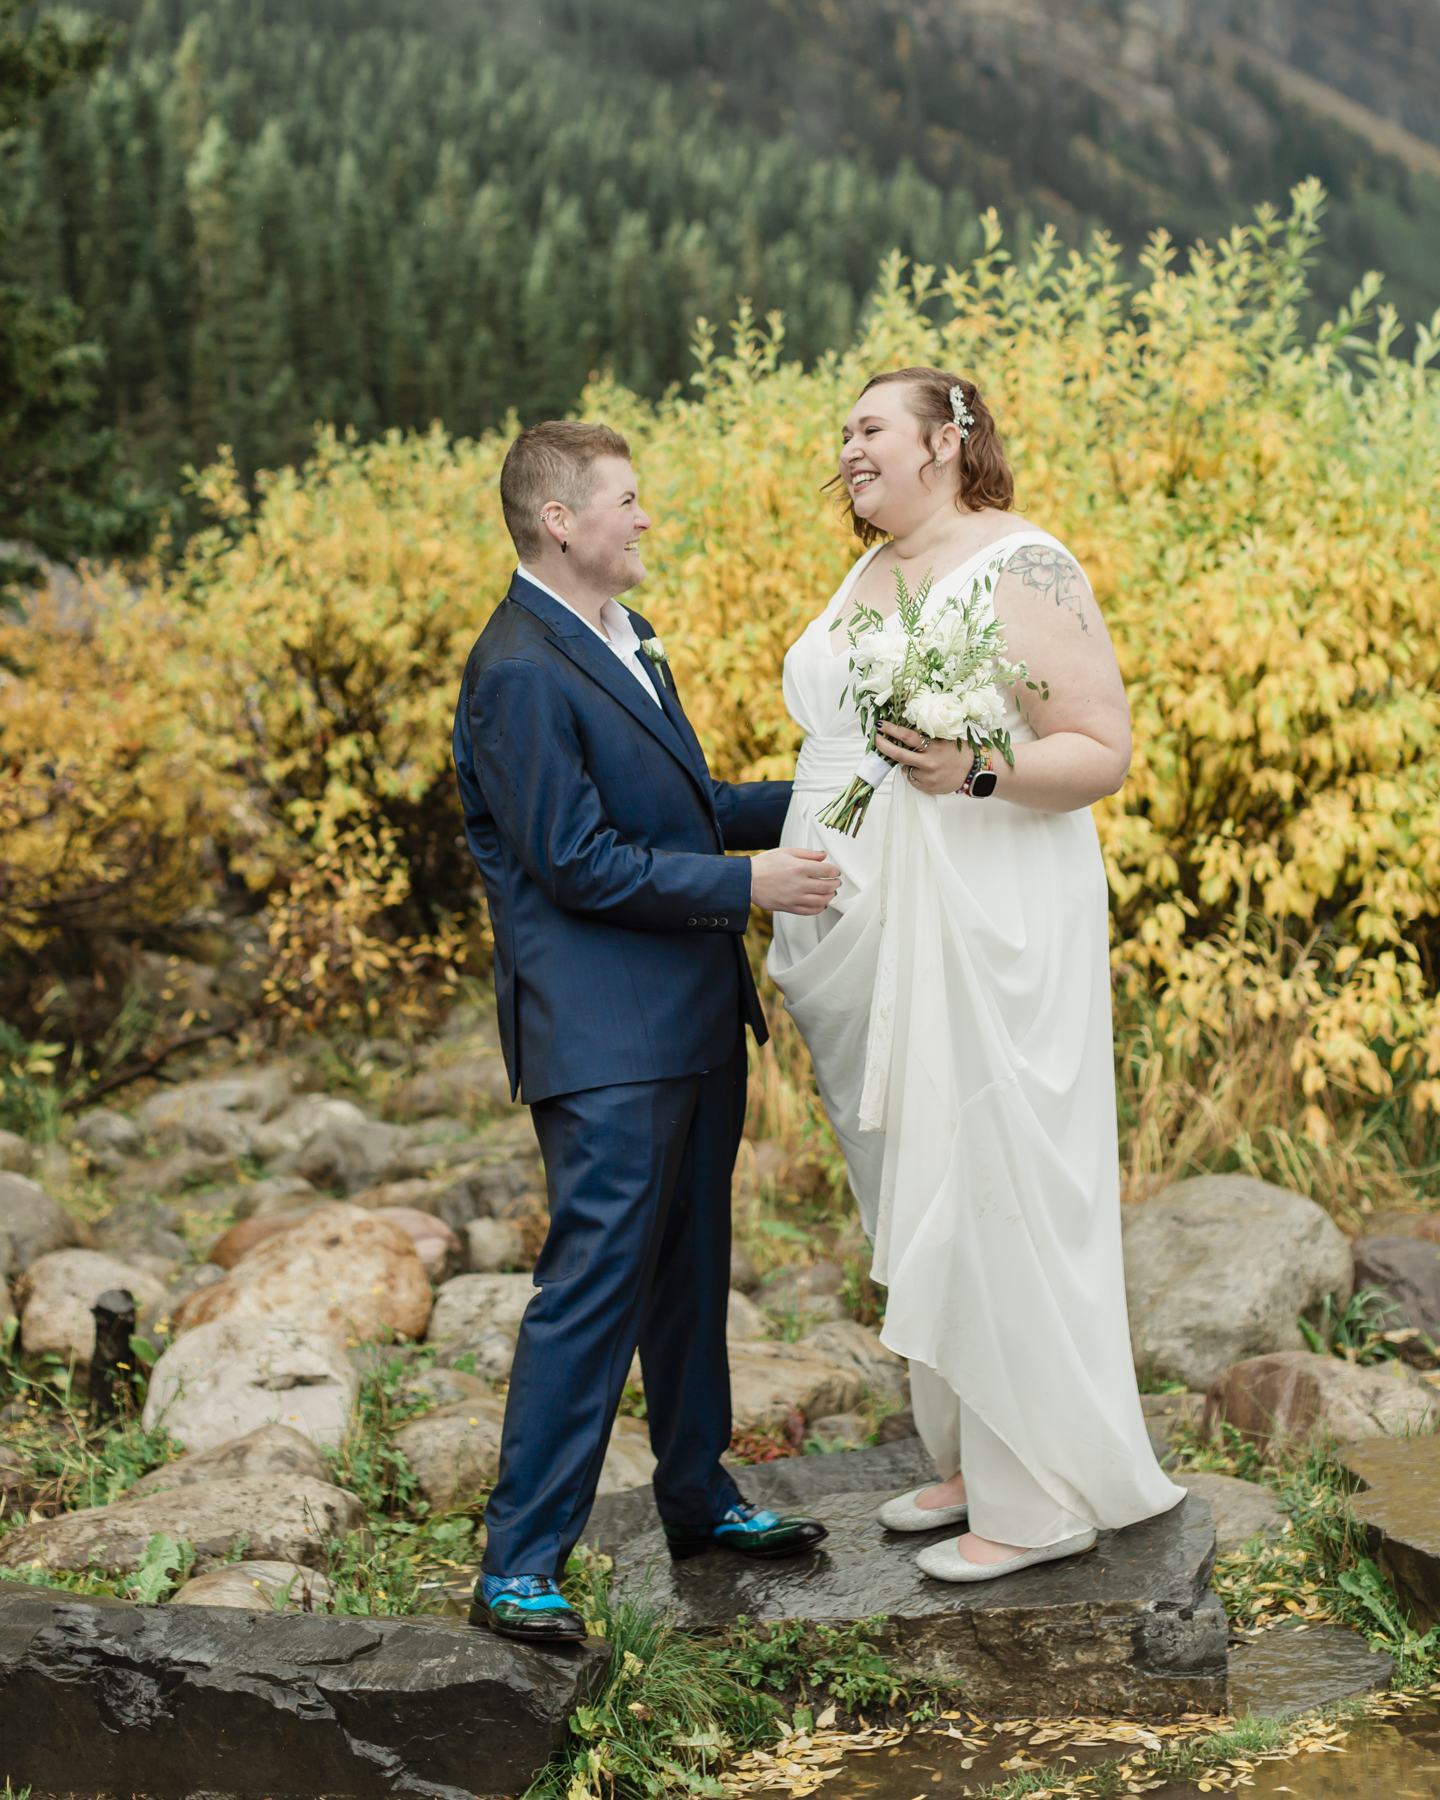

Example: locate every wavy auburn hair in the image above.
[830,367,1014,547]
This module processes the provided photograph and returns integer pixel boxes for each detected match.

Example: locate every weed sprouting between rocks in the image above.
[531,1553,783,1800]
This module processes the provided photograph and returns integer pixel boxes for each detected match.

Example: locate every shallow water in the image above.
[820,1700,1440,1799]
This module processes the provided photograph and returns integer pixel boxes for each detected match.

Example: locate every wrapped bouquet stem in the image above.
[819,558,1047,837]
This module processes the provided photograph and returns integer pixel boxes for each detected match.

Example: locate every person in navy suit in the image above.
[453,420,842,1641]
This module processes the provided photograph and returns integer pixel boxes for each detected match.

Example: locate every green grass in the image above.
[312,1340,490,1615]
[725,1614,903,1712]
[0,1529,197,1603]
[1172,1429,1440,1687]
[529,1553,783,1800]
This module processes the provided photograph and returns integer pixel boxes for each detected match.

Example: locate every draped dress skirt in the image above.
[767,533,1183,1547]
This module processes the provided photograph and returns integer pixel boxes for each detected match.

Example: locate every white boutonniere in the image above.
[639,636,673,688]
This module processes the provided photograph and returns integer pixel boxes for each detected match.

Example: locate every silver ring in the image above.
[906,766,917,783]
[918,738,930,752]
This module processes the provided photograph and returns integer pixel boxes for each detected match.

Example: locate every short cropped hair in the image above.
[499,420,632,560]
[831,368,1014,546]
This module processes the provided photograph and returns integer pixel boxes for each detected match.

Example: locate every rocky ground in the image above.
[3,988,1440,1632]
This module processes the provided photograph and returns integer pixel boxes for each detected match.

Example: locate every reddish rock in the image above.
[1202,1351,1438,1460]
[370,1207,461,1282]
[207,1207,323,1269]
[172,1203,432,1344]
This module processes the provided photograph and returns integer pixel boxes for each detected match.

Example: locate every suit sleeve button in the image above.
[687,917,698,927]
[719,917,729,926]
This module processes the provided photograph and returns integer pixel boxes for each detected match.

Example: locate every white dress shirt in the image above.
[518,565,663,707]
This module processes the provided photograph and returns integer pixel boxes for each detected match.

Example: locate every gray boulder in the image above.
[142,1318,359,1452]
[0,1173,86,1277]
[389,1052,515,1120]
[799,1319,909,1404]
[93,1199,191,1265]
[171,1559,333,1610]
[0,1474,364,1574]
[1177,1471,1287,1554]
[248,1095,369,1164]
[465,1216,528,1272]
[136,1067,303,1147]
[425,1271,537,1378]
[0,1585,610,1799]
[29,1142,80,1191]
[124,1423,332,1499]
[727,1288,772,1341]
[69,1107,142,1165]
[392,1396,508,1512]
[758,1259,848,1324]
[229,1173,318,1220]
[18,1249,167,1373]
[112,1148,240,1199]
[1123,1175,1354,1390]
[0,1130,34,1175]
[1,1442,32,1517]
[1352,1235,1440,1348]
[280,1119,412,1194]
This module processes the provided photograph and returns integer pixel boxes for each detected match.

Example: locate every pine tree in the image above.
[0,0,154,602]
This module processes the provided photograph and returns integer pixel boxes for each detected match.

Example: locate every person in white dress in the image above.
[767,366,1184,1582]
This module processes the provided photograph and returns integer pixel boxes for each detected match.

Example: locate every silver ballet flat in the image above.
[916,1528,1097,1582]
[875,1486,970,1532]
[918,1526,1094,1584]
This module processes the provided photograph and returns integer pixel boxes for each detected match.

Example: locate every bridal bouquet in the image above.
[819,560,1046,837]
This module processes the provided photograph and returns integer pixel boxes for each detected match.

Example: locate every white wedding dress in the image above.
[768,532,1184,1548]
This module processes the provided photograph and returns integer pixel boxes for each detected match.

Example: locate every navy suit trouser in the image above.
[479,1026,748,1579]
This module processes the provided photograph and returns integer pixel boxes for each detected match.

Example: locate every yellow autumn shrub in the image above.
[0,587,234,982]
[3,181,1438,1208]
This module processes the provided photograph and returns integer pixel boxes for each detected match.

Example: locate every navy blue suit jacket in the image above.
[453,572,792,1104]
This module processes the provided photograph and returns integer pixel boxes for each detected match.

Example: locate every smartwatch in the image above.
[960,746,997,798]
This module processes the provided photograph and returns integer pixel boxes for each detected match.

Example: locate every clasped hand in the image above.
[751,846,840,914]
[875,721,973,794]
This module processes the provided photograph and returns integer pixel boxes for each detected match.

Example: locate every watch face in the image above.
[971,769,999,797]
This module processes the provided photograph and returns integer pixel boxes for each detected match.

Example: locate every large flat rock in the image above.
[1343,1433,1440,1631]
[0,1582,609,1800]
[584,1441,1225,1717]
[1228,1620,1393,1717]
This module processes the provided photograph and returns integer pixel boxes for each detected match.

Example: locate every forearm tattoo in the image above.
[1007,546,1091,634]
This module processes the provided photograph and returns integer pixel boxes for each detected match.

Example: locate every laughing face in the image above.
[564,456,651,596]
[838,383,954,537]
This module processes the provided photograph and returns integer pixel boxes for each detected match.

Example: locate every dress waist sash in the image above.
[793,735,880,794]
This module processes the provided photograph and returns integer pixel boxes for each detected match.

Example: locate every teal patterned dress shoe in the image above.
[469,1574,586,1641]
[662,1499,829,1562]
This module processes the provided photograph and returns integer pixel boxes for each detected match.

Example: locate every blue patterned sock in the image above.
[715,1501,782,1535]
[479,1574,574,1611]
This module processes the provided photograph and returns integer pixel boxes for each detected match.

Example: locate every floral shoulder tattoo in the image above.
[1007,545,1091,635]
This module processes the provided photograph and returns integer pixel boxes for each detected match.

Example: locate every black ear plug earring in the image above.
[561,541,568,553]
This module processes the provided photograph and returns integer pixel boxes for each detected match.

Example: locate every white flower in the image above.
[851,628,907,673]
[904,684,1004,739]
[639,637,667,663]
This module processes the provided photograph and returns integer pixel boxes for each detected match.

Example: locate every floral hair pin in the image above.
[949,384,975,441]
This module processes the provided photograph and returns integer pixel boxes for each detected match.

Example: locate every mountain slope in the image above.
[2,0,1436,503]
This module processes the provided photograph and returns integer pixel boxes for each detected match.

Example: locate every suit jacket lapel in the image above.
[508,575,711,803]
[650,660,716,797]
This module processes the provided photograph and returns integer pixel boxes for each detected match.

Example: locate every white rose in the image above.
[904,688,973,740]
[853,629,907,674]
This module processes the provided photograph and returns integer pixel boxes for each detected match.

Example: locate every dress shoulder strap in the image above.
[970,527,1074,575]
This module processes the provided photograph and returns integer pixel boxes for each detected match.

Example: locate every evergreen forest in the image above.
[5,0,1440,519]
